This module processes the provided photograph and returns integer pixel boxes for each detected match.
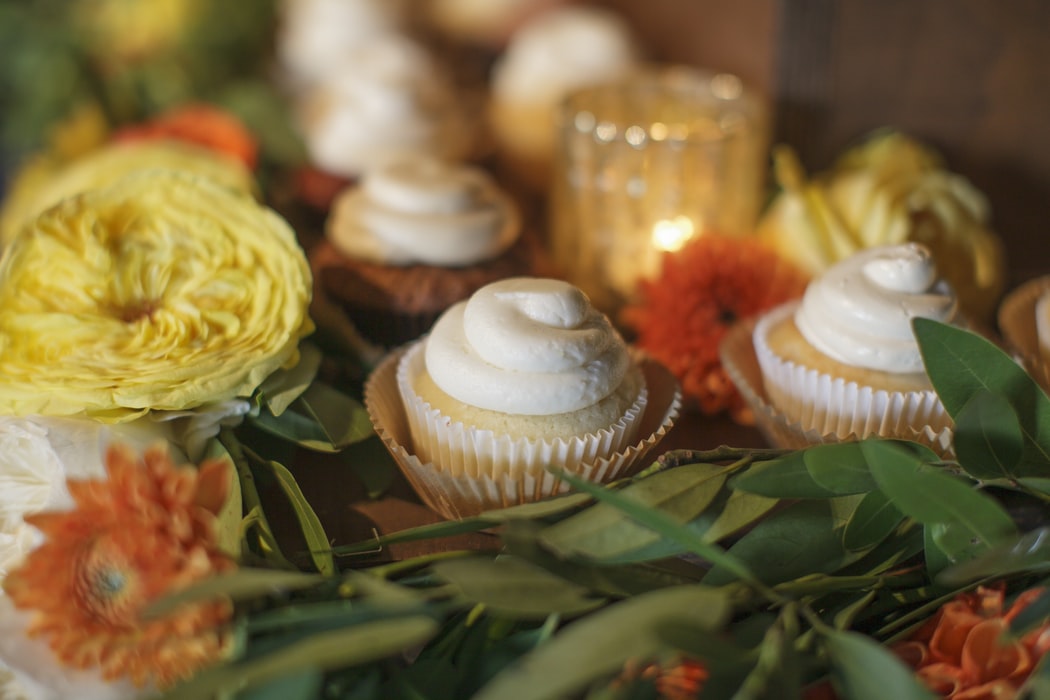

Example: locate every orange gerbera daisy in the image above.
[113,102,259,170]
[3,442,237,688]
[893,584,1050,699]
[623,234,809,421]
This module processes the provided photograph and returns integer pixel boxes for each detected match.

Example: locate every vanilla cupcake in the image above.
[752,243,958,447]
[998,276,1050,392]
[365,277,681,518]
[295,35,474,181]
[488,6,640,190]
[309,154,541,348]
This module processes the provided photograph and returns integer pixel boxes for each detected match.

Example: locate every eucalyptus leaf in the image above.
[472,585,731,700]
[540,463,732,560]
[144,569,322,618]
[823,629,936,700]
[162,615,438,700]
[1019,478,1050,497]
[863,440,1017,556]
[249,383,373,452]
[804,442,877,495]
[731,450,838,499]
[843,489,905,552]
[200,438,243,560]
[954,389,1024,480]
[482,492,595,521]
[431,556,605,619]
[703,501,848,587]
[256,458,336,575]
[256,343,323,417]
[914,317,1050,475]
[923,524,954,579]
[938,527,1050,585]
[234,669,323,700]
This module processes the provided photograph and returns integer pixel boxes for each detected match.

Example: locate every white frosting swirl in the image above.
[327,156,520,266]
[277,0,408,88]
[297,36,471,176]
[492,6,638,104]
[425,278,631,414]
[795,243,958,373]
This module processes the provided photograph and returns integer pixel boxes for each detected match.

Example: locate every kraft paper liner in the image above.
[720,312,955,458]
[998,275,1050,393]
[364,345,681,520]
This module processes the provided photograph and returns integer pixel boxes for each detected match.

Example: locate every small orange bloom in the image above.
[613,656,708,700]
[113,103,259,170]
[623,234,809,421]
[3,442,237,688]
[893,585,1050,699]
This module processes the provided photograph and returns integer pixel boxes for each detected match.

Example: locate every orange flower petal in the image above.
[961,619,1031,684]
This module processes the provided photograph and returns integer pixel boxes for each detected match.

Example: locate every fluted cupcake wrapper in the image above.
[998,275,1050,394]
[364,342,681,520]
[723,305,954,457]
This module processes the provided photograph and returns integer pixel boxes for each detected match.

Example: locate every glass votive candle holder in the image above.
[549,66,769,313]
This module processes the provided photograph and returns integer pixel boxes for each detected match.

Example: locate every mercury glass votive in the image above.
[549,67,768,312]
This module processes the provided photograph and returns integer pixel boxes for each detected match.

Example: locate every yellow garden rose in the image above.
[0,170,313,420]
[0,140,256,248]
[758,130,1007,322]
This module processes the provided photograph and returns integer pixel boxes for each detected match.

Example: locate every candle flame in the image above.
[651,216,696,252]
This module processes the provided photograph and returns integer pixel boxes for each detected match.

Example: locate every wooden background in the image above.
[599,0,1050,288]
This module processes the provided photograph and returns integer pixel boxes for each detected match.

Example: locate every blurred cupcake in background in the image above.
[488,5,641,192]
[291,35,478,210]
[998,276,1050,393]
[309,154,545,350]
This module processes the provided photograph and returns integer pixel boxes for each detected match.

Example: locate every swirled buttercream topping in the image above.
[794,243,957,373]
[425,278,631,414]
[492,6,638,104]
[327,155,520,266]
[298,36,470,176]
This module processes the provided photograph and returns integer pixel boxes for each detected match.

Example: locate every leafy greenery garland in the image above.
[159,319,1050,700]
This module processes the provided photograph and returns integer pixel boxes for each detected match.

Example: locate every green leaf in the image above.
[540,463,732,560]
[703,501,848,586]
[256,343,323,417]
[552,469,760,587]
[824,629,936,700]
[472,585,730,700]
[144,569,322,618]
[256,459,336,576]
[863,440,1017,558]
[482,492,595,521]
[923,523,955,579]
[953,389,1024,480]
[1010,587,1050,638]
[914,317,1050,475]
[804,442,878,495]
[937,527,1050,585]
[432,556,604,619]
[162,615,439,700]
[249,382,373,452]
[731,451,838,499]
[234,670,323,700]
[1019,478,1050,497]
[201,438,243,559]
[843,489,905,552]
[702,489,781,544]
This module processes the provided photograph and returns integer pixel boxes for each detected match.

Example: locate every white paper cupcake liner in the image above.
[721,306,954,457]
[364,343,681,520]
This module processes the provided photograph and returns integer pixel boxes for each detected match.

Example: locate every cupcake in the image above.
[365,277,681,519]
[294,35,475,186]
[997,275,1050,392]
[309,154,541,348]
[487,6,640,191]
[747,242,959,449]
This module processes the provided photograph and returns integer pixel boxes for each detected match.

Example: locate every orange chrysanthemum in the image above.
[893,584,1050,699]
[613,656,708,700]
[623,234,809,421]
[3,442,237,688]
[113,102,259,170]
